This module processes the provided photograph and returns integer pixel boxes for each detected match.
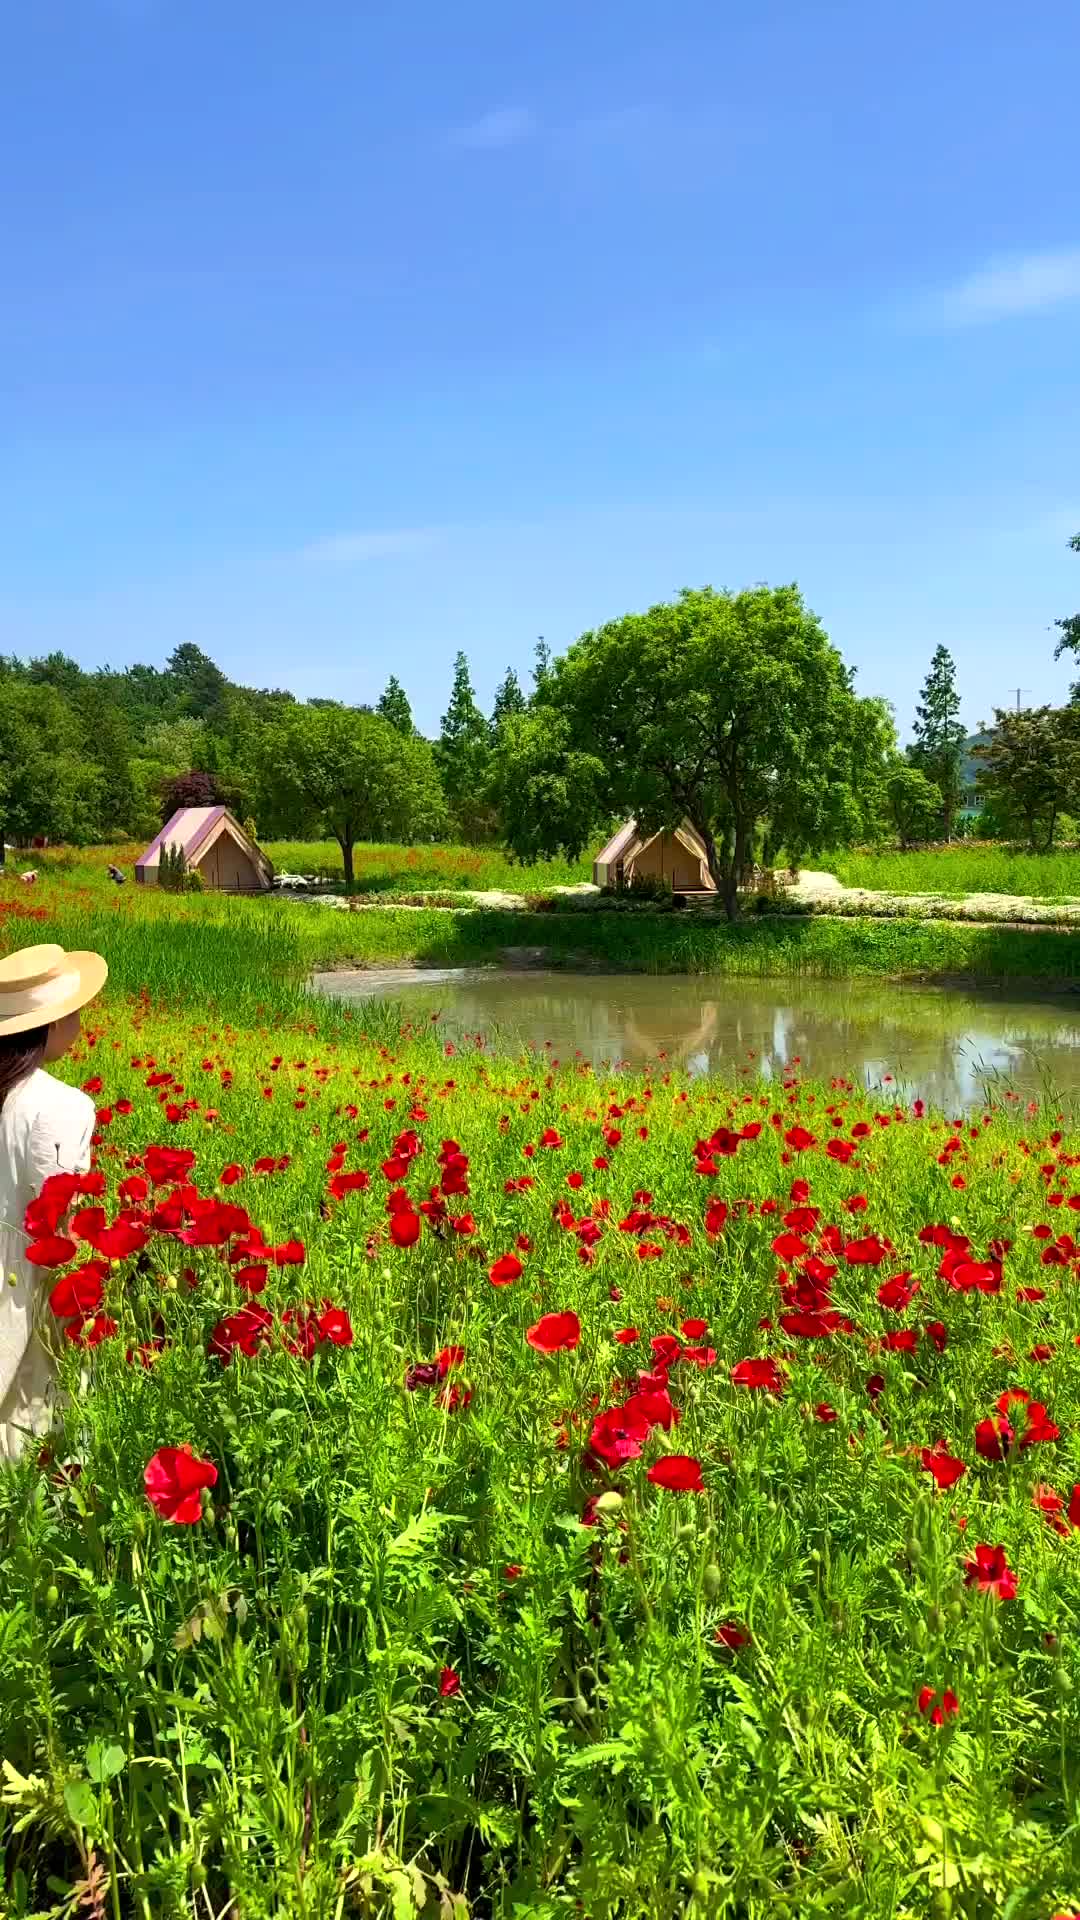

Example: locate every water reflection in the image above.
[311,967,1080,1109]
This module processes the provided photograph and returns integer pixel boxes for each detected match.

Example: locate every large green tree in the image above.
[883,762,943,849]
[489,709,608,864]
[377,675,414,735]
[909,645,965,836]
[437,651,493,839]
[0,680,104,860]
[258,706,445,886]
[973,705,1080,851]
[505,585,887,919]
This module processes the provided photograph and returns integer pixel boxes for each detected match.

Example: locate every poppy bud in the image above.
[44,1583,59,1608]
[1055,1667,1073,1697]
[677,1521,696,1541]
[594,1491,624,1514]
[907,1538,922,1565]
[702,1563,722,1600]
[928,1604,945,1635]
[947,1600,964,1624]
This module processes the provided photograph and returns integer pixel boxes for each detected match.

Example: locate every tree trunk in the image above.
[336,832,355,889]
[696,819,739,923]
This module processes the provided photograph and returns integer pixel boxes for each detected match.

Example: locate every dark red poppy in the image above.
[144,1445,218,1524]
[814,1402,838,1423]
[439,1667,461,1697]
[714,1621,751,1650]
[963,1542,1017,1599]
[526,1311,581,1354]
[975,1415,1013,1461]
[646,1454,704,1491]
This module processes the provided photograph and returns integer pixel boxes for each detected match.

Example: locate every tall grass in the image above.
[830,845,1080,899]
[264,839,594,892]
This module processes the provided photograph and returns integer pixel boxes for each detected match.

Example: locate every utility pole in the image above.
[1006,688,1030,712]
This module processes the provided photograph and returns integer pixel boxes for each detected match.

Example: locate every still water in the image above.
[312,967,1080,1109]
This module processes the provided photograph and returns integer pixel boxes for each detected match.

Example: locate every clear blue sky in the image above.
[2,0,1078,737]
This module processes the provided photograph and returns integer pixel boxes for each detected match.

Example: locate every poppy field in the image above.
[5,963,1080,1918]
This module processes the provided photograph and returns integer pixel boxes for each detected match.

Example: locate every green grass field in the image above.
[5,865,1080,1914]
[264,839,594,893]
[830,845,1080,900]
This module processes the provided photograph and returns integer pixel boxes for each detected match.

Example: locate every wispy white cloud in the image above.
[920,245,1080,328]
[300,528,444,566]
[450,107,538,151]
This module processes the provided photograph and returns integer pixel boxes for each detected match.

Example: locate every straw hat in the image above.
[0,944,108,1038]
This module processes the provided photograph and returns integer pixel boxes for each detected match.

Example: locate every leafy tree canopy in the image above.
[257,706,445,886]
[377,675,414,735]
[974,705,1080,852]
[508,585,888,917]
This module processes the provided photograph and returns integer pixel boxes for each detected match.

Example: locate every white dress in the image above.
[0,1068,95,1460]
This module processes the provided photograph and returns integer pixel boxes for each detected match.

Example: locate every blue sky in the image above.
[2,0,1078,737]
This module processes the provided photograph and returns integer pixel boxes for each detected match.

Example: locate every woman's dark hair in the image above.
[0,1025,49,1112]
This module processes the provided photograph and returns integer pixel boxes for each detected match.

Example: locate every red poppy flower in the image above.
[714,1621,751,1650]
[489,1252,522,1287]
[921,1442,966,1489]
[144,1445,218,1524]
[389,1209,421,1249]
[614,1326,640,1345]
[438,1667,461,1698]
[26,1234,77,1269]
[65,1312,118,1348]
[975,1415,1013,1461]
[814,1402,838,1423]
[317,1305,354,1346]
[680,1318,707,1338]
[917,1686,959,1725]
[94,1221,149,1262]
[877,1273,918,1312]
[963,1542,1018,1599]
[526,1311,581,1354]
[844,1235,888,1267]
[731,1356,785,1393]
[646,1454,704,1491]
[48,1267,105,1319]
[588,1399,653,1469]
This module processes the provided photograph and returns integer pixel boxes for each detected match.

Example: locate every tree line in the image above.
[1,531,1077,912]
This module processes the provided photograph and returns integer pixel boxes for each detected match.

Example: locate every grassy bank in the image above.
[6,871,1080,1015]
[830,845,1080,900]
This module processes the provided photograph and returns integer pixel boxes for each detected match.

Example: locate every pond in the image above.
[311,967,1080,1108]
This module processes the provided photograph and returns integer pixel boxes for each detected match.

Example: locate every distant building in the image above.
[958,730,993,823]
[136,807,274,892]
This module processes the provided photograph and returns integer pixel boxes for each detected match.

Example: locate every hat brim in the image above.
[0,951,109,1038]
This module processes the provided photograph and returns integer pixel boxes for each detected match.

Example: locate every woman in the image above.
[0,942,108,1460]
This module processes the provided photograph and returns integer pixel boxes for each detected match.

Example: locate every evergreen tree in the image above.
[377,675,414,735]
[491,666,526,729]
[438,651,494,839]
[533,637,552,690]
[909,646,965,836]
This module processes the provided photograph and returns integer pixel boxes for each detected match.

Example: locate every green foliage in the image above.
[973,706,1080,852]
[910,646,966,835]
[531,585,890,919]
[258,706,445,886]
[0,678,105,856]
[376,674,414,735]
[157,841,189,892]
[438,651,493,840]
[491,665,527,728]
[884,762,944,848]
[490,708,608,865]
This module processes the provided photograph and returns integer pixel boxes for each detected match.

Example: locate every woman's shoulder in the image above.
[16,1069,96,1132]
